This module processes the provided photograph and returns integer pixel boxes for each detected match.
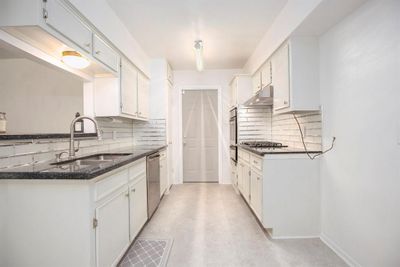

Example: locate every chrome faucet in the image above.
[69,116,102,159]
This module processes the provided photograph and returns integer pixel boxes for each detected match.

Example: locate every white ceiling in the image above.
[107,0,288,70]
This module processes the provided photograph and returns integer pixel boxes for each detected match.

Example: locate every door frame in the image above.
[178,85,223,184]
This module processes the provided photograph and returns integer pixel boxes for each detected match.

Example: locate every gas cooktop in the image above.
[240,141,288,148]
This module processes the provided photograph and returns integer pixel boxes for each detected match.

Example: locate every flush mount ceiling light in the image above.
[61,51,90,69]
[194,40,204,72]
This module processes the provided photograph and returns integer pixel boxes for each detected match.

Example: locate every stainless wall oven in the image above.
[229,107,237,162]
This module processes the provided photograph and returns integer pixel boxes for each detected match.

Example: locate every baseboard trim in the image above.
[320,233,361,267]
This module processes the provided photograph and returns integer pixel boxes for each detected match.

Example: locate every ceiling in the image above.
[107,0,288,70]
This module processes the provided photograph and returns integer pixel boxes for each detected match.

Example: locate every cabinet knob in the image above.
[125,193,129,197]
[283,100,288,105]
[131,188,136,193]
[95,51,101,55]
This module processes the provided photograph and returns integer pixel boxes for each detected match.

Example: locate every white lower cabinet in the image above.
[129,174,148,240]
[238,158,251,203]
[95,190,130,267]
[0,158,149,267]
[238,147,320,239]
[250,169,262,220]
[160,149,168,196]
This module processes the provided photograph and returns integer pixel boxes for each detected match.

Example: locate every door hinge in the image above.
[42,8,48,19]
[92,218,98,229]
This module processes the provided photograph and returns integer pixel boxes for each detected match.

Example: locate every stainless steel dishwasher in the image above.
[147,152,161,218]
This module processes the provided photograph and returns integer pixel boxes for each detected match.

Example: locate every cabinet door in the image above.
[272,43,290,111]
[160,154,167,196]
[45,0,92,53]
[252,71,261,95]
[261,61,272,87]
[137,73,149,119]
[250,169,263,220]
[93,34,119,72]
[237,161,243,192]
[120,58,138,117]
[129,175,148,241]
[95,190,130,267]
[242,164,251,203]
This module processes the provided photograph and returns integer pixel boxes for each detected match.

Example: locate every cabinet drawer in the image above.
[251,155,263,171]
[128,158,146,182]
[95,169,129,201]
[238,149,250,162]
[93,34,119,72]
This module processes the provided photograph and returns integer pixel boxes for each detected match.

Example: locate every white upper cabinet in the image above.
[94,57,149,120]
[252,71,262,95]
[0,0,122,77]
[44,0,92,53]
[120,58,138,117]
[271,43,290,111]
[230,75,253,108]
[271,37,320,114]
[93,34,119,72]
[137,72,150,119]
[261,61,272,88]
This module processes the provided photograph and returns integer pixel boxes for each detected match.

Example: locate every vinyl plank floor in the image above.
[140,183,347,267]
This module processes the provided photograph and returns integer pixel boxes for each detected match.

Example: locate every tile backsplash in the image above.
[0,117,167,170]
[238,106,322,151]
[133,119,166,148]
[0,118,134,169]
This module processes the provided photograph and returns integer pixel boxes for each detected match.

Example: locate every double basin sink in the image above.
[51,153,133,167]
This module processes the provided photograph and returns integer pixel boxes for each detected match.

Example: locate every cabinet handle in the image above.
[125,193,129,197]
[95,51,101,55]
[253,160,258,164]
[131,188,136,193]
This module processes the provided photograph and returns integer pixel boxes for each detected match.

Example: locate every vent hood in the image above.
[244,85,274,106]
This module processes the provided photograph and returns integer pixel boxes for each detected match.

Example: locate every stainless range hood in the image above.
[244,85,274,106]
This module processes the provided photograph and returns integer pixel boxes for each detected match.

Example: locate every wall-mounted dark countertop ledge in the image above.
[238,144,322,156]
[0,145,167,180]
[0,133,98,141]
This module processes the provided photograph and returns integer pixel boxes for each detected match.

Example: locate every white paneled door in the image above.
[182,90,218,182]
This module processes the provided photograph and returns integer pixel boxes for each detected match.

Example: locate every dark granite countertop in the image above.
[0,133,97,141]
[238,144,322,156]
[0,145,167,180]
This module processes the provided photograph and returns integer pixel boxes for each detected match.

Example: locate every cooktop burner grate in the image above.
[240,141,288,148]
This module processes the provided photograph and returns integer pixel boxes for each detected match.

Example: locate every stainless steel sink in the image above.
[51,153,132,166]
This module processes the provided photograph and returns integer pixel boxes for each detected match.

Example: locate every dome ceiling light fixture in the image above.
[194,40,204,72]
[61,50,90,69]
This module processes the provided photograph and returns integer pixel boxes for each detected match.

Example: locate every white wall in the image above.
[0,58,83,133]
[319,1,400,266]
[171,69,241,184]
[243,0,322,74]
[68,0,150,75]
